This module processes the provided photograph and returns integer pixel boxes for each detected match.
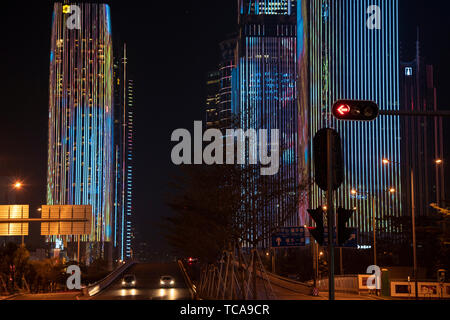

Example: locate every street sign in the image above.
[323,227,358,248]
[0,205,29,236]
[271,227,306,248]
[41,205,92,236]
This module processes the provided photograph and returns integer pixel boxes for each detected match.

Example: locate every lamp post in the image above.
[435,159,443,207]
[383,158,418,299]
[12,181,24,246]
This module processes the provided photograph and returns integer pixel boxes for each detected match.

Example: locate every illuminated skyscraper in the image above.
[205,38,237,131]
[400,34,445,220]
[113,44,135,260]
[205,71,221,129]
[47,3,114,256]
[299,0,402,245]
[218,37,237,130]
[234,0,300,247]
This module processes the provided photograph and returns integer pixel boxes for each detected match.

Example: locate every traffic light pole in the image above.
[411,168,418,299]
[327,130,335,300]
[380,110,450,117]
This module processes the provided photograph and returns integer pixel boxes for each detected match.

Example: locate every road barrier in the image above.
[390,281,450,299]
[261,272,312,295]
[317,275,359,294]
[177,260,199,300]
[83,260,136,297]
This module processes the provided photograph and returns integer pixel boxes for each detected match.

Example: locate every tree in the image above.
[376,207,450,277]
[164,161,309,261]
[164,164,239,263]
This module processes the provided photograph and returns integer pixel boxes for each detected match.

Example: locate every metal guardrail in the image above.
[260,272,313,295]
[177,260,199,300]
[317,275,359,294]
[83,260,136,297]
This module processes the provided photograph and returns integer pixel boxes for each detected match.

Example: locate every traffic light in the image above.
[332,100,379,121]
[307,207,325,246]
[337,207,355,246]
[313,128,344,191]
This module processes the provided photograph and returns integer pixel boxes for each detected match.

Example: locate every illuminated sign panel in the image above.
[0,205,29,236]
[41,205,92,236]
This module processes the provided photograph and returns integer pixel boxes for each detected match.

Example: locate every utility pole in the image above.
[327,130,335,300]
[411,168,418,299]
[372,196,377,266]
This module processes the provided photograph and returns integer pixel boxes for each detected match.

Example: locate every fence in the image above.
[317,275,359,294]
[390,281,450,299]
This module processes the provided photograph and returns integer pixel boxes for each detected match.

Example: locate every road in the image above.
[92,263,192,300]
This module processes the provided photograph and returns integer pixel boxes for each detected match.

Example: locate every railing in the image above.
[317,275,359,294]
[83,260,136,297]
[263,272,313,295]
[177,260,199,300]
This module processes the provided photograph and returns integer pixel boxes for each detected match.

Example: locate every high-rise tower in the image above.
[234,0,300,247]
[400,33,445,220]
[113,44,135,260]
[299,0,402,245]
[47,3,114,256]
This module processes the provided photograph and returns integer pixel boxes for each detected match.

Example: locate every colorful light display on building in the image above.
[300,0,402,244]
[47,3,114,251]
[234,0,300,247]
[113,44,135,260]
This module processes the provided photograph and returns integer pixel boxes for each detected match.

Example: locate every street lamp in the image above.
[383,158,418,299]
[12,181,25,246]
[435,159,444,206]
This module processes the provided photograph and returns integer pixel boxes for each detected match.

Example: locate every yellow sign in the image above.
[63,5,71,14]
[0,205,29,236]
[41,205,92,236]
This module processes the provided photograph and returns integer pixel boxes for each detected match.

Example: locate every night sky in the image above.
[0,1,449,252]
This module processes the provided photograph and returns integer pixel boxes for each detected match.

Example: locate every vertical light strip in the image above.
[306,0,402,245]
[47,3,114,250]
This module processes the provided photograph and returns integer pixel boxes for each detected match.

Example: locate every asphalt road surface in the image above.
[93,263,192,300]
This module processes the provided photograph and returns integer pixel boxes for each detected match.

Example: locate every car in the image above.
[122,274,136,288]
[160,275,175,288]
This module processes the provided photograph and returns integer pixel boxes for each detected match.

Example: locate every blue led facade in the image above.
[234,0,302,247]
[300,0,402,244]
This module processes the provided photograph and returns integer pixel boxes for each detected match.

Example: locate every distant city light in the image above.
[14,182,22,189]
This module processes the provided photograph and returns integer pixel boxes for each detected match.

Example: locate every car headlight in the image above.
[170,280,174,285]
[122,281,125,285]
[160,281,164,285]
[132,281,136,285]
